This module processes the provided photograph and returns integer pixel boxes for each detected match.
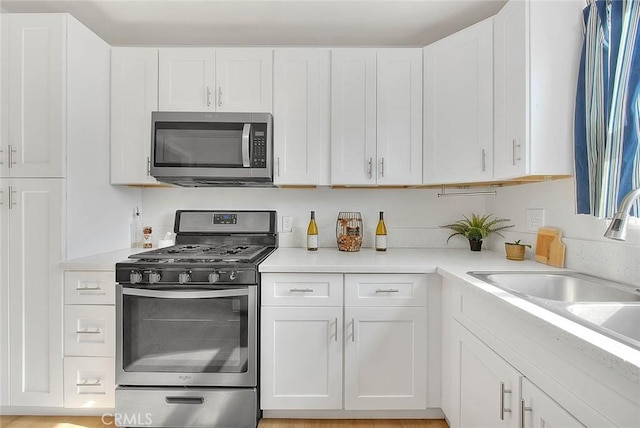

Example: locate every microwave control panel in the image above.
[251,124,268,168]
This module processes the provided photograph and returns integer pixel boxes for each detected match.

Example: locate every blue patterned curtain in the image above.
[574,0,640,218]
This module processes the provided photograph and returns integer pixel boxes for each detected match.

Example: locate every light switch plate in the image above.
[526,209,545,231]
[281,216,293,233]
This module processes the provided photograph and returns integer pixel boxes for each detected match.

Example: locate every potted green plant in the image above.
[504,239,532,261]
[441,213,513,251]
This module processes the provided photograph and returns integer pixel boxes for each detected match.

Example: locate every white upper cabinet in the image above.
[216,48,272,112]
[273,49,330,186]
[423,19,493,184]
[376,49,423,186]
[110,48,158,185]
[158,48,272,112]
[331,49,422,186]
[158,48,215,111]
[493,0,583,179]
[331,49,378,186]
[4,14,65,178]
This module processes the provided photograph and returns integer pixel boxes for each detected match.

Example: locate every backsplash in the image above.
[486,178,640,285]
[140,186,484,249]
[138,179,639,285]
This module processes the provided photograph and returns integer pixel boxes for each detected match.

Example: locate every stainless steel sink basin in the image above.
[468,271,640,302]
[567,303,640,343]
[467,271,640,350]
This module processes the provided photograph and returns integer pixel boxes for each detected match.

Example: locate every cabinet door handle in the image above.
[146,156,151,176]
[8,186,16,210]
[206,86,212,107]
[500,381,512,420]
[351,318,355,342]
[8,145,16,167]
[76,379,102,387]
[380,157,385,178]
[76,328,102,334]
[276,157,280,177]
[367,158,373,180]
[512,139,521,166]
[334,317,338,342]
[375,288,399,293]
[0,147,4,165]
[482,149,486,172]
[218,87,223,107]
[289,288,314,293]
[519,398,532,428]
[75,286,103,291]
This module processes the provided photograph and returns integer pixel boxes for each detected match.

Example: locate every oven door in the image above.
[116,285,257,387]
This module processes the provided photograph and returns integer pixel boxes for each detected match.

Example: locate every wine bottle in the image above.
[375,211,387,251]
[307,211,318,251]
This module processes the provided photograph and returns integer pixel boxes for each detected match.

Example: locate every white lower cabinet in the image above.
[63,270,116,409]
[453,321,583,428]
[261,273,428,411]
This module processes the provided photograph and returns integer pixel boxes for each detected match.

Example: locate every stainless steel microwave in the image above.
[150,112,273,187]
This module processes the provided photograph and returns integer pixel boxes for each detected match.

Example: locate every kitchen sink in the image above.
[467,271,640,350]
[468,271,640,302]
[567,303,640,344]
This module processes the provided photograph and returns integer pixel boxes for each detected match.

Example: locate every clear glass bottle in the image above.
[307,211,318,251]
[130,207,143,248]
[375,211,387,251]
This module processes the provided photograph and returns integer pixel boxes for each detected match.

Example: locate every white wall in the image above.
[141,186,486,250]
[486,178,640,285]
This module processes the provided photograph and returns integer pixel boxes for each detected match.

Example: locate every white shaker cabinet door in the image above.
[273,49,330,186]
[260,306,343,410]
[520,378,585,428]
[216,48,273,113]
[158,48,215,111]
[0,178,8,406]
[344,306,427,410]
[423,19,493,184]
[110,48,158,185]
[376,49,423,186]
[454,322,520,428]
[331,49,377,186]
[7,14,65,178]
[8,178,64,406]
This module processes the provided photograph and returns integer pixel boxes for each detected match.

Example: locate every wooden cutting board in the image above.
[535,227,566,268]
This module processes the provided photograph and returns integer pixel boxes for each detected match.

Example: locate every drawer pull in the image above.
[289,288,314,293]
[375,288,399,293]
[76,380,102,386]
[500,381,512,420]
[166,396,205,405]
[76,286,103,291]
[76,328,102,334]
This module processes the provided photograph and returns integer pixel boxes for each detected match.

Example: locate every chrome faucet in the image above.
[603,187,640,241]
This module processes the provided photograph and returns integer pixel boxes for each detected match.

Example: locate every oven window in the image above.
[154,122,244,167]
[122,293,249,373]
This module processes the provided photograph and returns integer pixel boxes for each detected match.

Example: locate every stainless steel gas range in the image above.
[115,210,277,428]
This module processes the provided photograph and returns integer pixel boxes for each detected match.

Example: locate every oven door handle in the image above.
[242,123,251,167]
[122,288,249,299]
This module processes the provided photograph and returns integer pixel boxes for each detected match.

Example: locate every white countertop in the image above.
[260,247,640,376]
[60,248,136,270]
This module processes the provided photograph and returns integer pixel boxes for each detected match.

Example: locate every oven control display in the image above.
[213,213,237,225]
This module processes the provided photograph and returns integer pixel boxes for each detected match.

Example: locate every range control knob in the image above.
[229,271,238,281]
[208,272,220,284]
[130,270,143,284]
[178,271,191,284]
[148,271,162,284]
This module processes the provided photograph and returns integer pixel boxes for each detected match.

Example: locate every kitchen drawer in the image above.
[262,273,343,306]
[65,271,115,305]
[345,274,427,307]
[64,305,115,357]
[64,356,115,408]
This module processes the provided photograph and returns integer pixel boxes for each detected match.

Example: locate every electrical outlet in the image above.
[526,209,545,232]
[281,216,293,233]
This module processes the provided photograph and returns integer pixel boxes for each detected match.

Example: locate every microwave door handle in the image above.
[242,123,251,167]
[122,288,249,299]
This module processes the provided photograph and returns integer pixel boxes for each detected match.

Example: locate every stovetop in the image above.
[129,244,269,263]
